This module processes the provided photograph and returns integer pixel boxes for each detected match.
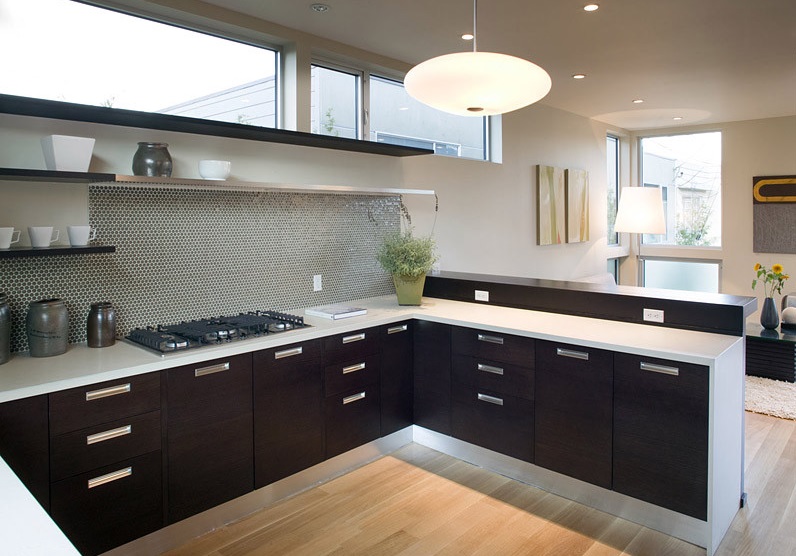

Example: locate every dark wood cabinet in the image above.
[413,320,452,434]
[535,340,613,489]
[166,354,253,524]
[613,353,709,520]
[0,394,50,510]
[380,321,414,436]
[253,340,324,488]
[325,383,381,458]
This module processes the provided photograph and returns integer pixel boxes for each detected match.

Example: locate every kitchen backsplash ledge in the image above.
[0,185,399,353]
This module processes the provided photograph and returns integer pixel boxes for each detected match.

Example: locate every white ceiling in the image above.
[199,0,795,130]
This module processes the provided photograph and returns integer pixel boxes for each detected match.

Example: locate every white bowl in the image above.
[198,159,231,180]
[41,135,95,172]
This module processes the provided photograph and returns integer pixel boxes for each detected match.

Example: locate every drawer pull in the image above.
[477,333,504,345]
[640,361,680,376]
[556,347,589,361]
[477,393,504,406]
[342,362,366,374]
[477,363,504,375]
[194,362,230,377]
[85,383,131,402]
[86,425,132,446]
[342,391,366,405]
[275,346,303,359]
[342,333,366,344]
[88,466,132,489]
[387,324,408,334]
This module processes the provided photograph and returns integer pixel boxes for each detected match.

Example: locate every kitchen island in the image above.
[0,295,746,555]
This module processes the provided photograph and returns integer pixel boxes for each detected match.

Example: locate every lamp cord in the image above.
[472,0,478,52]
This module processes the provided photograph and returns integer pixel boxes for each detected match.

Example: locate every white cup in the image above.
[198,159,231,180]
[28,226,60,248]
[0,227,21,249]
[67,225,97,247]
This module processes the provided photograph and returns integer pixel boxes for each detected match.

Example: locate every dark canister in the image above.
[87,302,116,348]
[132,141,173,177]
[0,293,10,365]
[26,298,69,357]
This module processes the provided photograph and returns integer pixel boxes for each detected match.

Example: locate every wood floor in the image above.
[166,412,796,556]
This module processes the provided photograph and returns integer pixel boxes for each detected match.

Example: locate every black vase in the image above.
[132,142,172,177]
[760,297,779,330]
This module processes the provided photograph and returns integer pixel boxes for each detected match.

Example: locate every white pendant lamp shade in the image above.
[404,51,552,116]
[613,187,666,234]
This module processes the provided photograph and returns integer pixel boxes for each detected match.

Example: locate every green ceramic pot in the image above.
[392,274,426,306]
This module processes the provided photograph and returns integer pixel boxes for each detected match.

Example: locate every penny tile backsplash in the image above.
[0,185,400,353]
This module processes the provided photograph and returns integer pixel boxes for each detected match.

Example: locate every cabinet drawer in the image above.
[258,338,322,369]
[451,384,534,463]
[50,451,163,556]
[50,410,161,482]
[452,326,535,366]
[50,372,161,437]
[452,354,534,400]
[323,327,379,364]
[325,384,381,458]
[324,353,380,396]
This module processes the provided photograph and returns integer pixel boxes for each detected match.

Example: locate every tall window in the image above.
[607,136,619,245]
[640,132,722,247]
[0,0,278,128]
[310,65,359,139]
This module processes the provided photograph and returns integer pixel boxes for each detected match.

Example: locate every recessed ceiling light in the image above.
[572,73,586,79]
[461,33,474,41]
[310,3,330,13]
[632,99,644,104]
[583,4,599,11]
[673,116,684,121]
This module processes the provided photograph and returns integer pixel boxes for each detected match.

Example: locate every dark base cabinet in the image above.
[413,320,452,434]
[535,340,613,489]
[325,384,381,458]
[380,322,414,436]
[0,394,50,510]
[166,354,253,524]
[253,340,324,488]
[613,353,709,520]
[50,451,162,555]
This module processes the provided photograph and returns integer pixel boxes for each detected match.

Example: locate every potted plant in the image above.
[377,200,438,305]
[752,262,789,329]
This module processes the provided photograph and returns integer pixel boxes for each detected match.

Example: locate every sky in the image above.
[0,0,275,111]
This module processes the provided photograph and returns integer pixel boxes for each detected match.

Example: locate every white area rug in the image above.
[746,375,796,420]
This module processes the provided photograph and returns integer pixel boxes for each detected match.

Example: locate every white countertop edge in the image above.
[0,457,80,555]
[0,295,743,403]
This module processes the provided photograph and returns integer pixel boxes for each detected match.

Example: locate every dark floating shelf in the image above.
[0,245,116,258]
[0,167,114,183]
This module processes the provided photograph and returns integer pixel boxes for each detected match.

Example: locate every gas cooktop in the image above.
[126,310,308,355]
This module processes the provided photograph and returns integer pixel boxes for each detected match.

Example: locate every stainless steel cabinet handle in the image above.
[85,383,131,402]
[86,425,132,446]
[477,333,504,345]
[275,346,303,359]
[342,362,366,374]
[194,362,229,377]
[477,393,504,406]
[342,333,366,344]
[640,361,680,376]
[387,324,408,334]
[556,347,589,361]
[343,391,366,405]
[477,363,504,375]
[88,466,132,489]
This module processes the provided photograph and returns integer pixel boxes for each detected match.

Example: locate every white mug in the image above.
[67,225,97,247]
[28,226,60,248]
[0,227,21,249]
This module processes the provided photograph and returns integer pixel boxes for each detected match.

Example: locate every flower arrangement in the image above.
[752,263,789,297]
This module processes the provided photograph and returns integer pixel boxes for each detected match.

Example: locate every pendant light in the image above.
[404,0,552,117]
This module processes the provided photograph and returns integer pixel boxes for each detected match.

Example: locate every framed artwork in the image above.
[536,165,566,245]
[753,175,796,254]
[566,169,589,243]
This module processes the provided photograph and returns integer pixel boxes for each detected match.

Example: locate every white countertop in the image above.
[0,295,743,404]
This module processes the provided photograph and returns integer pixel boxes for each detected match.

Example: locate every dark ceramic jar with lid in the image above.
[26,298,69,357]
[87,302,116,348]
[0,293,10,364]
[132,142,173,177]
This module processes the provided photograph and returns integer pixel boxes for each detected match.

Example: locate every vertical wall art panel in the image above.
[536,165,566,246]
[565,169,589,243]
[753,175,796,254]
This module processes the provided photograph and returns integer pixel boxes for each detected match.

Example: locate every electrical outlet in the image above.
[313,274,322,292]
[475,289,490,302]
[643,308,664,323]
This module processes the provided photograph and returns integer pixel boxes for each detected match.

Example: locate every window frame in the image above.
[310,60,364,140]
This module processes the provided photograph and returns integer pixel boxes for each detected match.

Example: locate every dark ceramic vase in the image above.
[132,142,172,177]
[760,297,779,330]
[26,298,69,357]
[87,302,116,348]
[0,293,10,364]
